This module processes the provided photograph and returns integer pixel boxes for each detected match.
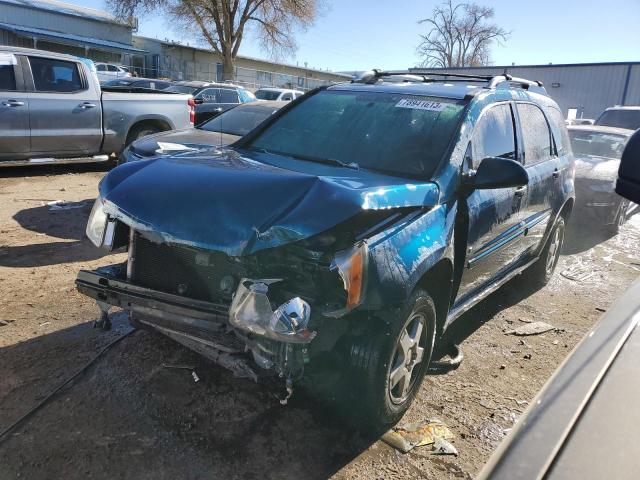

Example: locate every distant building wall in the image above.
[421,63,640,119]
[132,36,350,90]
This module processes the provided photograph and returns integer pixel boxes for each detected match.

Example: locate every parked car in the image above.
[165,81,257,124]
[76,70,574,427]
[254,87,304,101]
[0,47,193,167]
[478,276,640,480]
[568,125,634,233]
[595,106,640,130]
[95,62,131,83]
[102,77,173,91]
[122,100,286,162]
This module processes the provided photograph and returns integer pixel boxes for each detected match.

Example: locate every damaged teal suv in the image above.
[77,70,574,427]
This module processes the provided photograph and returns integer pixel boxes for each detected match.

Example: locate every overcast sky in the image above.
[70,0,640,71]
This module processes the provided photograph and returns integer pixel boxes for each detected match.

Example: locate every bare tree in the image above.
[107,0,321,80]
[416,0,509,68]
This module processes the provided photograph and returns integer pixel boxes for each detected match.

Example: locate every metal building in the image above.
[0,0,143,63]
[418,62,640,119]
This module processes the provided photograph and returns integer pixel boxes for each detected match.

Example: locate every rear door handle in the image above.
[79,102,97,109]
[552,169,560,179]
[2,100,24,107]
[514,186,528,197]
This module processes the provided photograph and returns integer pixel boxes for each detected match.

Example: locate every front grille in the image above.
[131,234,248,304]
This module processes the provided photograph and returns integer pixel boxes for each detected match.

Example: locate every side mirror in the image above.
[465,157,529,190]
[616,129,640,203]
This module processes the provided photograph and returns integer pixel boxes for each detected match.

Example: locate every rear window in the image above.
[247,90,466,178]
[201,104,279,136]
[255,89,281,100]
[596,110,640,130]
[0,65,16,91]
[29,57,83,92]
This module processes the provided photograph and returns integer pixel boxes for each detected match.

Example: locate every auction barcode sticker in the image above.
[395,99,447,111]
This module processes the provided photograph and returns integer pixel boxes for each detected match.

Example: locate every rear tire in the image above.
[344,289,436,429]
[526,216,565,286]
[125,124,162,147]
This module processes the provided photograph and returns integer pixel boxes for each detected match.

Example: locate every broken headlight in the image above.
[229,279,317,344]
[86,197,108,247]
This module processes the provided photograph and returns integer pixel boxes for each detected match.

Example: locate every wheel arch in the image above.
[415,258,454,338]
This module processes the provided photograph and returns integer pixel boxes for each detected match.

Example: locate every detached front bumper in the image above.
[76,266,315,390]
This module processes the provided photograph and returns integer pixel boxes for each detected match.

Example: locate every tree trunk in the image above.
[222,52,234,82]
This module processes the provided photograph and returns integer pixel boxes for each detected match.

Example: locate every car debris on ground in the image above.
[381,420,455,454]
[505,321,556,336]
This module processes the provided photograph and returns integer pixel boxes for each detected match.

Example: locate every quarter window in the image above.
[29,57,83,92]
[517,103,553,165]
[471,104,517,168]
[547,106,571,156]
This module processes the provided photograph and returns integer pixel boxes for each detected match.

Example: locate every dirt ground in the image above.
[1,165,639,480]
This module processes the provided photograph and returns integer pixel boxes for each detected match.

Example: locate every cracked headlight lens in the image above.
[86,197,108,247]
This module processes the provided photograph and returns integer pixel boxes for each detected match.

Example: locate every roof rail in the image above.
[354,69,547,95]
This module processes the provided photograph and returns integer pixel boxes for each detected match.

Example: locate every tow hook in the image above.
[93,301,112,331]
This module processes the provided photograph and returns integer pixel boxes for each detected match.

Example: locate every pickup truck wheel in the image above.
[125,124,162,148]
[527,216,565,286]
[345,290,436,429]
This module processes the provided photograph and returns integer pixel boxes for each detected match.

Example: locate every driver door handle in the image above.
[514,185,528,197]
[2,100,24,107]
[79,102,97,109]
[552,168,561,179]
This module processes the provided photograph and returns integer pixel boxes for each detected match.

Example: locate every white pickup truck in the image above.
[0,46,193,167]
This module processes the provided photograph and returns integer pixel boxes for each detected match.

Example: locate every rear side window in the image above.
[96,64,106,71]
[29,57,83,92]
[196,88,218,103]
[517,103,552,165]
[219,88,239,103]
[471,103,516,168]
[0,65,16,91]
[547,106,572,156]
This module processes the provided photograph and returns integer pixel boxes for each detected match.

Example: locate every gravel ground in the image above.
[1,165,639,479]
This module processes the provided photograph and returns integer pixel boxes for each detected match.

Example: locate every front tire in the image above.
[346,290,436,429]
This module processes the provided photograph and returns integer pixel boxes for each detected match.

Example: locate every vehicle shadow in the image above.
[0,162,112,178]
[1,199,109,268]
[0,314,375,480]
[430,273,542,370]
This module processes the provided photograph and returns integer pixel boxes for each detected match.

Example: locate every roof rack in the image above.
[354,69,546,95]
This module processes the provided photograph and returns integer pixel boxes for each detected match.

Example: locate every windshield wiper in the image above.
[289,153,360,170]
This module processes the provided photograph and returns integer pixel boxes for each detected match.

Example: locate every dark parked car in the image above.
[568,125,634,233]
[102,77,173,91]
[165,81,256,124]
[122,101,286,161]
[77,70,574,427]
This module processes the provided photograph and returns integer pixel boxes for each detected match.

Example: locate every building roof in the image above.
[0,22,145,53]
[134,35,352,79]
[0,0,127,26]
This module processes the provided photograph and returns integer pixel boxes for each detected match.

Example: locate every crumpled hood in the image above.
[575,155,620,181]
[99,150,440,256]
[130,128,240,157]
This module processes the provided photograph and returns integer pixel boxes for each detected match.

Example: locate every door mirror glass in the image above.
[616,129,640,203]
[468,157,529,190]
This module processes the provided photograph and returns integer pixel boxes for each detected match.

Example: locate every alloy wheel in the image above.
[388,313,427,405]
[545,222,564,276]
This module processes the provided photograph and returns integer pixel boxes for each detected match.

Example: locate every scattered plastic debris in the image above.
[0,319,8,326]
[432,436,458,456]
[46,200,90,211]
[381,420,454,453]
[505,321,555,336]
[191,371,200,383]
[162,363,196,370]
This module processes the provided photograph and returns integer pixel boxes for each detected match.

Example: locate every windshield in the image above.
[165,85,198,94]
[596,110,640,130]
[247,90,466,177]
[200,104,279,135]
[255,89,282,100]
[569,130,628,159]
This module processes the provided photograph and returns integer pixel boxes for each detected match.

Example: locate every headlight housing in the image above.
[86,197,108,247]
